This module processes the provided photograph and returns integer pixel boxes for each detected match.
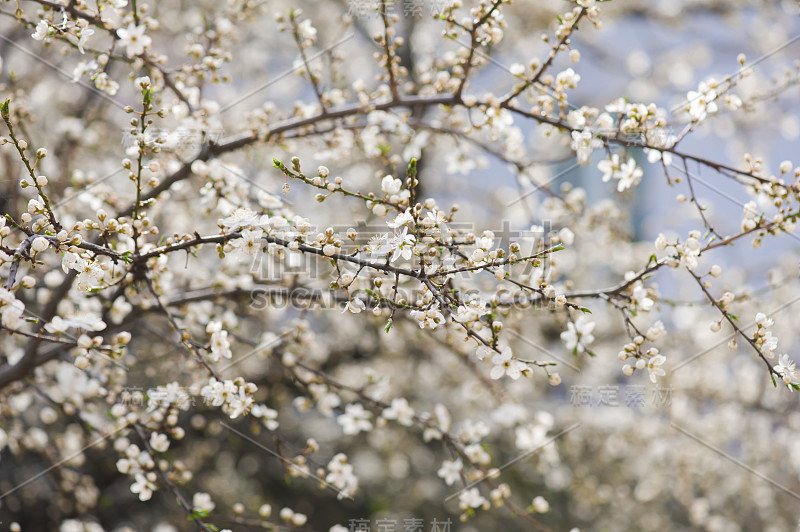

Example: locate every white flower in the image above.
[741,201,759,231]
[645,147,673,166]
[342,298,366,314]
[219,207,259,231]
[616,158,643,192]
[337,403,372,435]
[605,97,630,114]
[686,82,718,121]
[475,345,492,360]
[72,60,97,81]
[1,300,24,329]
[458,487,488,510]
[45,316,69,334]
[297,19,317,42]
[759,331,779,359]
[632,283,654,311]
[210,329,232,359]
[755,312,774,328]
[149,432,170,453]
[60,311,106,331]
[31,236,49,253]
[192,492,215,513]
[382,398,414,426]
[325,454,358,499]
[774,354,800,385]
[31,20,49,41]
[490,346,527,380]
[647,354,667,383]
[555,68,581,89]
[130,473,156,501]
[110,297,132,325]
[597,154,620,182]
[532,496,550,513]
[389,226,415,263]
[200,378,255,419]
[515,424,547,450]
[77,28,94,54]
[387,209,413,229]
[437,458,462,486]
[410,303,445,330]
[381,175,402,195]
[560,316,595,353]
[570,129,602,166]
[454,299,488,324]
[364,233,394,258]
[232,228,264,258]
[559,227,575,246]
[116,23,152,57]
[646,321,665,341]
[93,72,119,96]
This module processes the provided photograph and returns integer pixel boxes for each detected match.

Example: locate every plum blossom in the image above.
[571,129,602,165]
[192,492,215,513]
[686,82,718,121]
[555,68,581,89]
[490,346,527,380]
[200,378,255,419]
[342,298,366,314]
[616,158,643,191]
[774,354,800,386]
[387,209,413,229]
[337,403,372,435]
[1,299,24,329]
[599,155,643,192]
[458,487,489,510]
[117,23,152,57]
[632,282,654,311]
[647,354,667,383]
[130,473,156,501]
[409,303,445,329]
[741,201,759,231]
[31,20,50,40]
[389,226,415,263]
[381,175,402,195]
[149,432,170,453]
[560,316,595,353]
[77,28,94,54]
[325,454,359,499]
[437,458,462,486]
[382,398,415,426]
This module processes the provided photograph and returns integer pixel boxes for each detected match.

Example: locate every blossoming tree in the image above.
[1,0,800,530]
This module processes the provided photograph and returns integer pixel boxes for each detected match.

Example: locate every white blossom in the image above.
[337,403,372,435]
[117,23,152,57]
[561,316,595,353]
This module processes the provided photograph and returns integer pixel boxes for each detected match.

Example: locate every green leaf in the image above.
[188,509,209,520]
[407,157,418,178]
[384,320,392,333]
[579,306,592,314]
[0,99,9,119]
